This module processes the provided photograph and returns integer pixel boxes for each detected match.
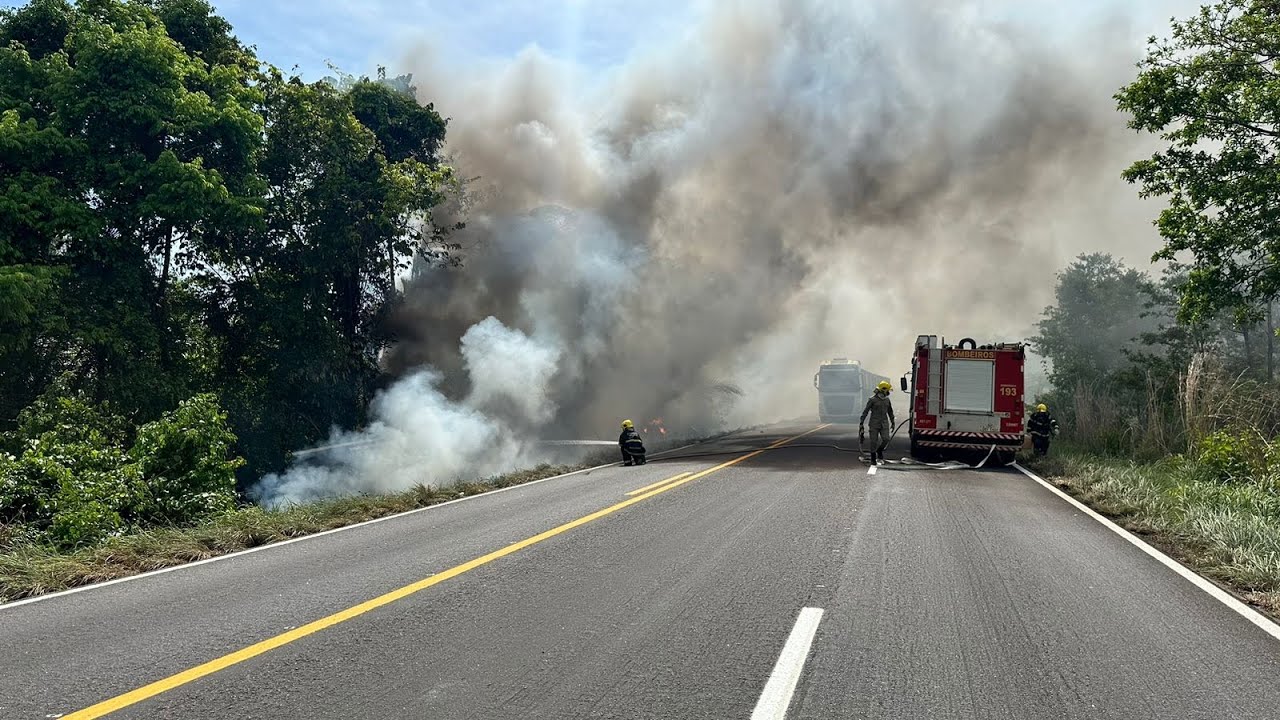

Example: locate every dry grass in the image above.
[0,462,592,603]
[0,429,730,603]
[1026,448,1280,618]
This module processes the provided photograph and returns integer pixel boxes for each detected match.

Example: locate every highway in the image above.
[3,423,1280,719]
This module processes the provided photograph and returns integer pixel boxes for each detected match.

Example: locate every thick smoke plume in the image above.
[255,0,1189,504]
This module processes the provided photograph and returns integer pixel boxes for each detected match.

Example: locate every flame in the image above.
[647,418,667,436]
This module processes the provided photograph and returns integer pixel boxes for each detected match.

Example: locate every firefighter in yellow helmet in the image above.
[859,380,896,465]
[1028,403,1059,456]
[619,419,646,466]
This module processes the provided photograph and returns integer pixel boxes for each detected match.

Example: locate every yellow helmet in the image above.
[877,381,892,392]
[621,419,634,429]
[1036,404,1047,413]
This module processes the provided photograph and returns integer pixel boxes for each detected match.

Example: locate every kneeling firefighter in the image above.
[1028,403,1059,456]
[860,381,896,465]
[619,419,647,466]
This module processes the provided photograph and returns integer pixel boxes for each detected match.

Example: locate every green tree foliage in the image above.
[0,0,264,422]
[1032,253,1161,392]
[1116,0,1280,323]
[0,0,459,544]
[1034,252,1280,462]
[0,388,240,546]
[205,68,456,478]
[130,393,240,524]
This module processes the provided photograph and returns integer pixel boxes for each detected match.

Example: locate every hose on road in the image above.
[647,439,1016,470]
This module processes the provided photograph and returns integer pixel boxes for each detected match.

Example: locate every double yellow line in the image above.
[63,424,829,719]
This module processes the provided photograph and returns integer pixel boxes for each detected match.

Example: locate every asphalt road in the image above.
[4,423,1280,719]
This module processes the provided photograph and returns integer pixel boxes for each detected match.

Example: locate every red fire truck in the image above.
[899,335,1027,462]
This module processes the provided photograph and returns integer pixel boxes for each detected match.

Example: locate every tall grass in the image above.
[1037,353,1280,616]
[1056,353,1280,460]
[1028,451,1280,614]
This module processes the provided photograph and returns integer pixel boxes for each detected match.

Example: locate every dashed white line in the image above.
[751,607,824,720]
[867,465,877,475]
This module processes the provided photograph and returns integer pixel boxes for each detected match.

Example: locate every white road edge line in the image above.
[751,607,825,720]
[1,439,708,611]
[1013,462,1280,643]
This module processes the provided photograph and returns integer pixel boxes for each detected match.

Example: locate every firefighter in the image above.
[859,381,896,465]
[1028,403,1059,456]
[619,419,647,466]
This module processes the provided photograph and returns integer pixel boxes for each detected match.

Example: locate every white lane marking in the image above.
[867,465,877,476]
[1013,463,1280,643]
[752,607,825,720]
[1,440,709,611]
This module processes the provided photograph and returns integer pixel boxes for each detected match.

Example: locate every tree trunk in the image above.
[158,228,172,306]
[157,226,174,370]
[334,269,362,405]
[1244,325,1253,376]
[1269,300,1275,383]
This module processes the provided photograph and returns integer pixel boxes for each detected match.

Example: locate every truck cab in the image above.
[814,358,865,424]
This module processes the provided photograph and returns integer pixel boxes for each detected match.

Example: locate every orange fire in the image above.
[647,418,668,436]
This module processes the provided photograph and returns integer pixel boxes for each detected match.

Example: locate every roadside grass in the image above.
[0,430,735,604]
[1023,448,1280,616]
[0,461,601,603]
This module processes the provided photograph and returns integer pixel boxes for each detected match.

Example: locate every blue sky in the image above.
[208,0,696,79]
[1,0,1203,80]
[205,0,1198,80]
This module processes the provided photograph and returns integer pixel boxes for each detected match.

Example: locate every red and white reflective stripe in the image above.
[919,440,1017,449]
[921,431,1022,440]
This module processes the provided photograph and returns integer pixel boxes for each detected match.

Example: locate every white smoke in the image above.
[254,0,1202,504]
[254,317,570,506]
[461,316,562,424]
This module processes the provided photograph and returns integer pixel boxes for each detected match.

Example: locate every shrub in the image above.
[1195,429,1268,484]
[129,394,242,525]
[0,391,244,548]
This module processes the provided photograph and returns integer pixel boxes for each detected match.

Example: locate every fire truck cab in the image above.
[901,335,1026,462]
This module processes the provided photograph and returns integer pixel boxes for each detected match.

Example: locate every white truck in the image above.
[813,358,889,424]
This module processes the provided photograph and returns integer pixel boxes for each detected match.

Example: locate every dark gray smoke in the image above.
[255,0,1192,504]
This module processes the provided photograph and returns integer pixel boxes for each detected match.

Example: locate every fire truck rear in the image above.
[900,335,1026,462]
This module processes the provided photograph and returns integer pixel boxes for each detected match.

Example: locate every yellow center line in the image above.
[625,471,692,496]
[63,424,831,719]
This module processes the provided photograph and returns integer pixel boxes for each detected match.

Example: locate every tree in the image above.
[0,0,263,421]
[1117,0,1280,324]
[1,0,460,492]
[202,69,457,480]
[1032,253,1162,392]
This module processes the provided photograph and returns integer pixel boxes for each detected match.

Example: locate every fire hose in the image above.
[857,419,1015,470]
[630,421,1017,470]
[291,430,1016,470]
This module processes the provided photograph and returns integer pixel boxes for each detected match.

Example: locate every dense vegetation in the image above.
[0,0,459,548]
[1023,0,1280,612]
[1035,0,1280,466]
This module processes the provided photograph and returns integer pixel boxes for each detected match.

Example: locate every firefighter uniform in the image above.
[619,420,646,465]
[1028,404,1059,456]
[860,383,896,464]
